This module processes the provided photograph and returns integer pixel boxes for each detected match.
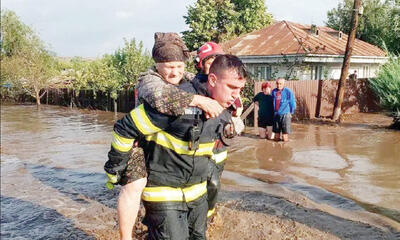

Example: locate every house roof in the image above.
[222,21,386,57]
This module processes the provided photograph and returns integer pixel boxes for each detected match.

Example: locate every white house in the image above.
[222,21,388,80]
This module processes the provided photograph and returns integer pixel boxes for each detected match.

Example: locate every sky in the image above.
[2,0,341,58]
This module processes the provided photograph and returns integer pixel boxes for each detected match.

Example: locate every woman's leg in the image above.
[258,127,267,139]
[118,177,147,240]
[267,126,274,140]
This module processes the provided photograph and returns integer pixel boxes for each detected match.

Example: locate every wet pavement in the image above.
[1,104,399,239]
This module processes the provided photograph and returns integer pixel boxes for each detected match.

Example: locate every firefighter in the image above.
[106,55,247,239]
[105,33,226,240]
[194,42,245,218]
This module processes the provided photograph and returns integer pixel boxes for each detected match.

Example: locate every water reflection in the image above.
[228,123,400,216]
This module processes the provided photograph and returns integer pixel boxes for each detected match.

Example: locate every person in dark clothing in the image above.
[253,81,275,139]
[349,70,358,80]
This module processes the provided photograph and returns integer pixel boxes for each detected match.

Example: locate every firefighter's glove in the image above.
[104,162,126,190]
[105,172,120,190]
[224,123,235,139]
[220,122,235,146]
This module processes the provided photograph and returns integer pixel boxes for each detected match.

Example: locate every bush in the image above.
[369,56,400,129]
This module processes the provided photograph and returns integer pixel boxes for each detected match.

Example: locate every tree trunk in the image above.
[35,90,41,106]
[114,98,118,116]
[35,90,41,110]
[68,89,73,108]
[315,79,323,118]
[332,0,362,121]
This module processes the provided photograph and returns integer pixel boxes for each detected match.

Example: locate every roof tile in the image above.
[222,21,386,57]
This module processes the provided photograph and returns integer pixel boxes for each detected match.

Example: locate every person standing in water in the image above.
[253,81,275,139]
[272,78,296,142]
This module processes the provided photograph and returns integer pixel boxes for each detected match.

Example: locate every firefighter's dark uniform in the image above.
[107,79,231,240]
[192,73,230,218]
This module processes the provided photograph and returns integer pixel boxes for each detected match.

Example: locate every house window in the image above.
[363,65,370,78]
[311,65,324,80]
[253,65,272,80]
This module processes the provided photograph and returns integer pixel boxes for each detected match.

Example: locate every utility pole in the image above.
[332,0,362,121]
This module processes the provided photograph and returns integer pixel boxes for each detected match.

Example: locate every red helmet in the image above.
[195,42,224,69]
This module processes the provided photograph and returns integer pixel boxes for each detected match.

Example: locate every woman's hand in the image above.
[190,95,224,118]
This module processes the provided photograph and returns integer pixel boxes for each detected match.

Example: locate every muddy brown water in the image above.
[1,104,399,239]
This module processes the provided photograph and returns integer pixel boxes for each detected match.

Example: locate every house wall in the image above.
[325,63,381,79]
[245,62,381,81]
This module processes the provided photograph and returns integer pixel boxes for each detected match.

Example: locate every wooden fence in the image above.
[45,88,136,113]
[252,78,380,127]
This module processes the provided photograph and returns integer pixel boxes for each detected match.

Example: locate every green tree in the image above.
[68,57,122,99]
[67,39,153,99]
[182,0,272,50]
[1,10,58,106]
[0,10,33,57]
[369,56,400,129]
[64,57,91,92]
[232,0,273,34]
[65,56,123,111]
[88,57,124,100]
[326,0,400,54]
[108,39,154,88]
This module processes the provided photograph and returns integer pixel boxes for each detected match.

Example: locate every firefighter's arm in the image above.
[104,103,171,188]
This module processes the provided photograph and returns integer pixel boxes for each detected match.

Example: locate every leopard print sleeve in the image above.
[137,71,195,116]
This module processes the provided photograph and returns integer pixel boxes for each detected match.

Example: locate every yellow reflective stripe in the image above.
[130,104,161,135]
[111,131,134,152]
[183,181,207,202]
[196,142,216,155]
[142,181,207,202]
[212,150,228,164]
[142,186,184,202]
[207,208,216,218]
[146,132,214,156]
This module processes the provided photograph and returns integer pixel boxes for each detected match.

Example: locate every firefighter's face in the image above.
[208,69,245,108]
[156,61,185,85]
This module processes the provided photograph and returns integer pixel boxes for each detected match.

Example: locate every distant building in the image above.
[222,21,387,80]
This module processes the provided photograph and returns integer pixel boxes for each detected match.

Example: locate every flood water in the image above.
[1,104,399,239]
[227,122,400,219]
